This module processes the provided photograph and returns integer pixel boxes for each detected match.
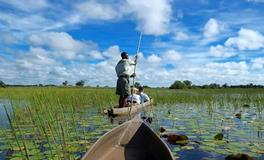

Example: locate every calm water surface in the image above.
[150,104,264,159]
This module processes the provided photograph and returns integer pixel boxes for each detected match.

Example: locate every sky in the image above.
[0,0,264,87]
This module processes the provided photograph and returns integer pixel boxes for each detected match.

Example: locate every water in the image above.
[0,102,264,159]
[0,100,12,128]
[0,100,11,160]
[149,104,264,159]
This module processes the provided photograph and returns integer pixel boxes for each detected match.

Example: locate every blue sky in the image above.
[0,0,264,87]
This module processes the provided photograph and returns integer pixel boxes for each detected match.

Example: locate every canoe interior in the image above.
[123,123,173,160]
[82,117,173,160]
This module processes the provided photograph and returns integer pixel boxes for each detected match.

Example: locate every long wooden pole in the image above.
[128,32,143,117]
[132,32,143,90]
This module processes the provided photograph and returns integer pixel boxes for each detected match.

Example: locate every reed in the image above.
[0,87,264,159]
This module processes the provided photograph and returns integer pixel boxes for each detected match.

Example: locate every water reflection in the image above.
[0,99,12,128]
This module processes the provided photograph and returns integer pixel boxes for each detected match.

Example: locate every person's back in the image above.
[127,94,141,104]
[115,59,130,77]
[138,86,150,103]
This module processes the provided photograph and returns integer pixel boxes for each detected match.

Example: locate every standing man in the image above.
[115,52,137,108]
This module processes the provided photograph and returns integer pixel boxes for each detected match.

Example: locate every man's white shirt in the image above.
[115,59,136,77]
[139,92,150,103]
[127,94,141,104]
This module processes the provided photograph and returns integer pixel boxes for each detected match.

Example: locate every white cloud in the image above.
[1,45,263,87]
[74,1,120,21]
[0,45,120,85]
[210,45,236,58]
[102,45,121,60]
[208,28,264,59]
[170,61,249,85]
[125,0,172,35]
[132,50,182,86]
[201,18,226,45]
[69,0,173,36]
[28,32,103,60]
[203,18,222,39]
[161,50,181,61]
[87,50,104,60]
[251,57,264,69]
[29,32,85,51]
[0,12,64,31]
[0,0,48,11]
[135,60,251,86]
[205,61,248,76]
[225,28,264,50]
[147,54,162,63]
[0,0,172,36]
[0,31,21,44]
[173,32,189,41]
[6,47,69,84]
[17,47,56,69]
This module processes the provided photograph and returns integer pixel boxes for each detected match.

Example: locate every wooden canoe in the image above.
[105,99,153,117]
[81,115,174,160]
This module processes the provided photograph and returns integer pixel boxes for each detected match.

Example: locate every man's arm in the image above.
[129,55,138,65]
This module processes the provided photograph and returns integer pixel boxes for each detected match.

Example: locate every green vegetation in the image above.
[0,87,117,159]
[75,80,85,87]
[169,80,264,89]
[0,87,264,159]
[62,80,68,86]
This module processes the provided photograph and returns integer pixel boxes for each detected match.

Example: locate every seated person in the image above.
[127,87,141,104]
[138,86,150,103]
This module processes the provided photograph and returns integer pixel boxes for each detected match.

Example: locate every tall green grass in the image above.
[0,87,264,159]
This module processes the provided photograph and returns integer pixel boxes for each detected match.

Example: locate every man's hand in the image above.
[130,73,136,77]
[134,55,138,64]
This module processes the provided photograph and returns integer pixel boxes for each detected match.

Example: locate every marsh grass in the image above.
[0,87,264,159]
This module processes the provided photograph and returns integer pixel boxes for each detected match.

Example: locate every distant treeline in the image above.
[1,79,264,89]
[0,80,111,88]
[169,80,264,89]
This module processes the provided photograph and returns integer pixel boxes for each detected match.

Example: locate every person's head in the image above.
[139,86,144,92]
[121,52,129,59]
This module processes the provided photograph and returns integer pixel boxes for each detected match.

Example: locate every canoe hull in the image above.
[82,116,174,160]
[105,99,153,117]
